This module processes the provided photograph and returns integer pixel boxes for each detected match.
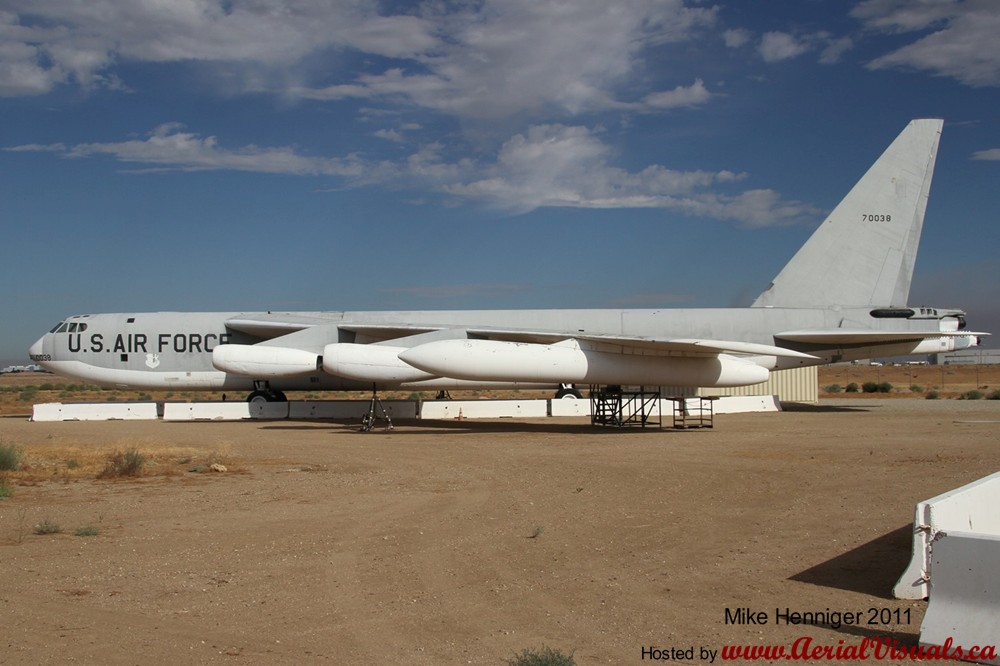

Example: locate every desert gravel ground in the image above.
[2,398,999,665]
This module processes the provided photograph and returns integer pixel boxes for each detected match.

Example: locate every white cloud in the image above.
[758,31,809,63]
[853,0,1000,87]
[7,122,815,227]
[0,0,720,118]
[723,28,751,49]
[642,79,711,110]
[972,148,1000,160]
[819,36,854,64]
[442,124,811,226]
[10,123,364,175]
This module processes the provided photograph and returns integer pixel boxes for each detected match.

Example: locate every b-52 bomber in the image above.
[29,119,984,403]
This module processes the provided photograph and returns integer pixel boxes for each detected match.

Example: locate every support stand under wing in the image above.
[361,385,394,432]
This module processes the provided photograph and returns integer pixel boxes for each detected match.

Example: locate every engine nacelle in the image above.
[212,344,319,377]
[399,339,769,387]
[323,343,437,383]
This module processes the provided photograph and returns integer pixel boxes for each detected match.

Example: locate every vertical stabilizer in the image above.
[752,119,942,308]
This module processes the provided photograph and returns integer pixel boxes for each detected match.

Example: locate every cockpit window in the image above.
[50,322,64,333]
[56,323,69,333]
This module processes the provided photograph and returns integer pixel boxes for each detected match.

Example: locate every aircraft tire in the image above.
[247,389,287,404]
[247,390,271,404]
[555,387,583,399]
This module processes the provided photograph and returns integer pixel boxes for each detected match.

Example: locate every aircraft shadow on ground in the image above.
[780,402,871,413]
[789,525,914,600]
[257,419,698,436]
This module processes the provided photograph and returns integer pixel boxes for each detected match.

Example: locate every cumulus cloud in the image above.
[758,31,809,62]
[0,0,719,118]
[853,0,1000,87]
[442,124,813,226]
[723,28,751,49]
[8,123,364,175]
[8,122,815,227]
[642,79,711,110]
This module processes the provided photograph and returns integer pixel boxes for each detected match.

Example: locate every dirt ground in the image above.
[2,396,1000,664]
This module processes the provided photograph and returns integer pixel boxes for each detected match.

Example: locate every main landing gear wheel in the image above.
[247,389,287,404]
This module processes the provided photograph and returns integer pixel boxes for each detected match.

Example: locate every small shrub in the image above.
[74,526,99,537]
[910,384,924,393]
[0,480,12,500]
[959,390,983,401]
[99,448,146,478]
[0,441,23,471]
[862,382,879,393]
[824,384,842,393]
[925,390,940,400]
[34,518,62,535]
[989,389,1000,400]
[845,382,859,393]
[506,646,575,666]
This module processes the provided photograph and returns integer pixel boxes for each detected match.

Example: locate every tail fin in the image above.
[752,118,942,309]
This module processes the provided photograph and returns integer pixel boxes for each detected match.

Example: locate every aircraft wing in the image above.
[225,313,342,340]
[470,329,820,359]
[337,323,818,359]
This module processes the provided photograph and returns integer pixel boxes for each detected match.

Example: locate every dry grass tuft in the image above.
[1,442,241,485]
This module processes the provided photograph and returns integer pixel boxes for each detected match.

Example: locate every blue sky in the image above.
[2,0,998,364]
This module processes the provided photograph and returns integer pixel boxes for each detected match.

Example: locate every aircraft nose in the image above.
[29,335,46,360]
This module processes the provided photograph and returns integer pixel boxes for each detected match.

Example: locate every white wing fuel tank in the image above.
[399,339,769,387]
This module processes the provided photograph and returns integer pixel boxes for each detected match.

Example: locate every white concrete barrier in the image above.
[705,395,781,414]
[288,400,417,420]
[31,402,158,421]
[418,399,549,419]
[163,402,253,421]
[894,471,1000,600]
[33,395,779,423]
[549,398,590,417]
[920,531,1000,665]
